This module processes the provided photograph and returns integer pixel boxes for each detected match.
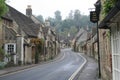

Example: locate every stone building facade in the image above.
[0,5,60,66]
[98,0,120,80]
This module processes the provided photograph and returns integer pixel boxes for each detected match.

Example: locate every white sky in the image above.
[7,0,97,19]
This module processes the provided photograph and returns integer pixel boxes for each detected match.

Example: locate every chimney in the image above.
[26,5,32,17]
[45,19,50,27]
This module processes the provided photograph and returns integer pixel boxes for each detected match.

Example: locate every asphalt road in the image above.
[0,48,85,80]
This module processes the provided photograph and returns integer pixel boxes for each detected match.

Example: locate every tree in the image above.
[38,9,94,38]
[0,0,8,17]
[37,15,44,23]
[68,10,73,19]
[69,27,77,36]
[73,9,81,30]
[54,10,62,22]
[47,17,55,26]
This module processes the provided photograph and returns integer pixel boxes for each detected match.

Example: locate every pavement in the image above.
[77,53,98,80]
[0,52,63,76]
[0,49,85,80]
[0,50,99,80]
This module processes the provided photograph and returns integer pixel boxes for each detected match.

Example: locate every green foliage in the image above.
[47,17,56,26]
[36,15,44,23]
[74,9,81,29]
[0,48,5,61]
[0,62,6,69]
[106,31,110,39]
[40,10,94,37]
[0,0,8,17]
[103,0,118,15]
[36,38,44,53]
[56,11,94,37]
[54,10,62,22]
[69,27,78,35]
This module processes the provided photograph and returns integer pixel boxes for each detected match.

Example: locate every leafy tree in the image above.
[47,17,55,26]
[51,10,62,32]
[0,0,8,17]
[37,9,94,38]
[54,10,62,22]
[73,10,81,30]
[69,27,77,36]
[37,15,44,23]
[0,48,5,61]
[68,10,73,19]
[61,19,74,29]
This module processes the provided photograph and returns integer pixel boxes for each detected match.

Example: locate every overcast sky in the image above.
[7,0,97,19]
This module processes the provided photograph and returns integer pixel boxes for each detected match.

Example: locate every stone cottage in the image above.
[0,5,44,65]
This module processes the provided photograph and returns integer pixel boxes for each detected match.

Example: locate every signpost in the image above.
[90,10,101,78]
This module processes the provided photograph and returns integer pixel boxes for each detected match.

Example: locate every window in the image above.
[5,43,16,55]
[8,44,14,53]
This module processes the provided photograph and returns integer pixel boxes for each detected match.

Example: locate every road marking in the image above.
[0,65,36,77]
[59,52,65,61]
[68,53,87,80]
[55,52,65,62]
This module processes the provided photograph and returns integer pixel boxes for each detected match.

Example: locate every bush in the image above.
[0,62,7,69]
[0,48,5,61]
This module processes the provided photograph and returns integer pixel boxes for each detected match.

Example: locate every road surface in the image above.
[0,48,85,80]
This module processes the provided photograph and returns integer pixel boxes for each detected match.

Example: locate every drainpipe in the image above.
[97,22,101,78]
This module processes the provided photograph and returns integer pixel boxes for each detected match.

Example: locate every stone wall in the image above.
[99,29,112,80]
[0,21,2,47]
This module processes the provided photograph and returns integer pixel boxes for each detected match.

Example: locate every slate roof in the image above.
[6,5,40,38]
[43,27,49,35]
[31,15,44,24]
[2,13,13,22]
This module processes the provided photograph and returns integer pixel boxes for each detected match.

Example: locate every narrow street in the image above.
[0,49,85,80]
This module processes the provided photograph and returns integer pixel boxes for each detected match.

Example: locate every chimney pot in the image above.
[26,5,32,17]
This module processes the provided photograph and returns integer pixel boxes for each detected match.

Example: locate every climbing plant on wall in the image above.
[103,0,118,15]
[0,0,8,17]
[31,38,44,63]
[0,48,5,61]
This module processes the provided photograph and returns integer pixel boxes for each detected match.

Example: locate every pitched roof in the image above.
[30,15,43,24]
[6,5,40,38]
[43,27,49,35]
[2,13,13,22]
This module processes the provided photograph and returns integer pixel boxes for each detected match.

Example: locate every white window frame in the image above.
[111,25,120,80]
[4,43,16,54]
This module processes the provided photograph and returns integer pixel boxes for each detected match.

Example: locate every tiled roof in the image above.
[6,5,40,38]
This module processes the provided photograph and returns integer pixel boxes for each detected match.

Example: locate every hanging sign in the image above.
[90,11,98,23]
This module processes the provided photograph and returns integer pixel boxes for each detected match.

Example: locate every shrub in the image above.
[0,62,7,69]
[0,48,5,61]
